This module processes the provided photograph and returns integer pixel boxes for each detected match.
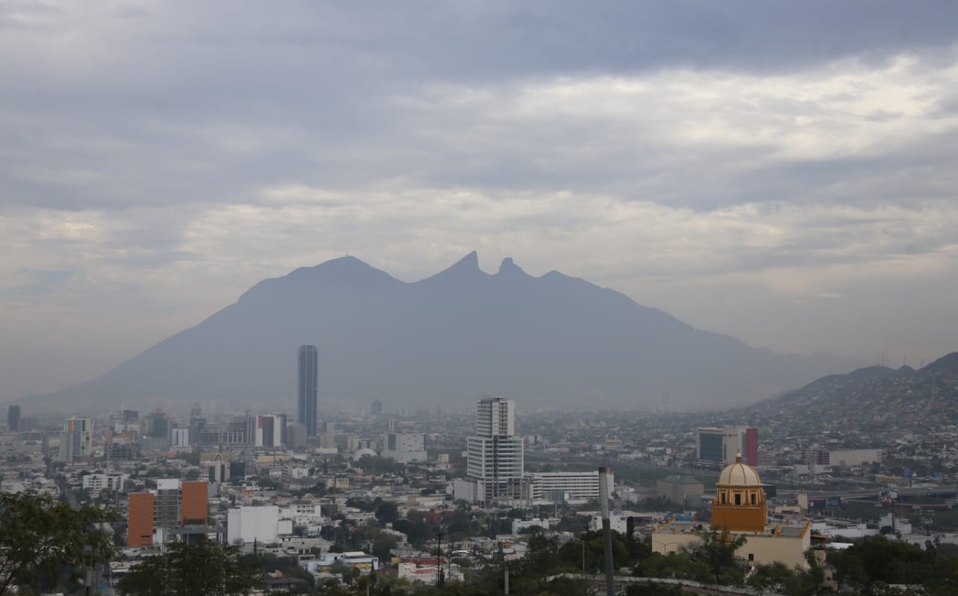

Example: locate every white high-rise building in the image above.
[476,397,515,437]
[462,397,523,504]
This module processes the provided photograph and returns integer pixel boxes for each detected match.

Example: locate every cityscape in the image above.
[2,346,958,594]
[3,1,958,596]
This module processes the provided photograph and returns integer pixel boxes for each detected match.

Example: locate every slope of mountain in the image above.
[24,253,853,412]
[750,352,958,431]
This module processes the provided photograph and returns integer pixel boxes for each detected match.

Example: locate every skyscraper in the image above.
[7,405,20,431]
[58,417,93,463]
[466,397,524,504]
[298,345,318,437]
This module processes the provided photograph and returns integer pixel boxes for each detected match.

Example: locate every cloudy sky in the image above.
[2,0,957,401]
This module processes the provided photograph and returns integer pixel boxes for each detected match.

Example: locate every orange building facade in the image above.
[711,455,768,533]
[127,480,209,546]
[181,481,209,525]
[127,492,155,547]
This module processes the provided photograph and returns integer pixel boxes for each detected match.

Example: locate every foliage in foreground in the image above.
[118,537,264,596]
[0,491,118,596]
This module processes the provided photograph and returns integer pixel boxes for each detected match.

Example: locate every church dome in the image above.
[717,454,762,486]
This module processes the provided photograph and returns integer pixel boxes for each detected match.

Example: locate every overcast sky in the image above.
[2,0,957,401]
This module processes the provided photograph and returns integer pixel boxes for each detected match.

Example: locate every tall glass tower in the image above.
[297,345,318,437]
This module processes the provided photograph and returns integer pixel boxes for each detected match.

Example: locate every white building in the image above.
[382,432,427,463]
[477,397,515,437]
[227,506,292,544]
[512,518,558,534]
[171,428,190,448]
[525,470,614,504]
[82,473,127,492]
[462,398,524,504]
[283,502,323,527]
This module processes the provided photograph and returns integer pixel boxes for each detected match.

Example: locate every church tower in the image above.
[712,454,767,533]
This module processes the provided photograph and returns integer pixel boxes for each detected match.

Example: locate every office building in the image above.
[525,470,614,504]
[298,345,318,437]
[181,480,209,525]
[382,432,427,463]
[171,428,190,448]
[128,492,155,547]
[7,405,20,431]
[255,414,287,448]
[127,479,209,546]
[477,397,515,436]
[696,426,757,466]
[110,410,139,433]
[463,397,524,504]
[745,427,759,466]
[370,399,383,416]
[286,422,307,449]
[58,417,93,463]
[83,473,126,492]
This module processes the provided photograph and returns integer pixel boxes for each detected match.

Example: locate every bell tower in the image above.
[712,454,767,533]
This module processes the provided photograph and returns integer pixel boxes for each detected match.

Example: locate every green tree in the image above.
[638,552,712,584]
[624,582,698,596]
[0,491,118,596]
[372,535,398,561]
[375,501,399,524]
[746,561,798,592]
[686,529,747,585]
[558,531,631,573]
[118,537,264,596]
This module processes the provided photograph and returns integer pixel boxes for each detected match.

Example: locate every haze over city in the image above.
[6,4,958,596]
[3,1,958,404]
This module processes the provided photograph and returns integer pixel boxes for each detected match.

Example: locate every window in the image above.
[750,493,756,505]
[734,493,741,505]
[721,493,726,504]
[748,553,754,561]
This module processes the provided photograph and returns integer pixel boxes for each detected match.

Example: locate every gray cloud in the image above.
[1,0,957,400]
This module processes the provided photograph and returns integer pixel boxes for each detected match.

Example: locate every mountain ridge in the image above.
[747,351,958,432]
[21,252,854,413]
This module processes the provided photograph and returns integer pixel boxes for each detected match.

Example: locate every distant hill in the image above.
[22,252,853,413]
[752,352,958,428]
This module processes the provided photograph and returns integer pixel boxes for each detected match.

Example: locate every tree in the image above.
[375,501,399,525]
[686,529,747,585]
[372,535,398,561]
[624,582,697,596]
[0,491,118,596]
[118,536,264,596]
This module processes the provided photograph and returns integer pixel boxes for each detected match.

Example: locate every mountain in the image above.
[24,253,853,413]
[747,352,958,433]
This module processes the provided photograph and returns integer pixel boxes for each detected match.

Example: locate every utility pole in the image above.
[599,467,615,596]
[582,538,586,573]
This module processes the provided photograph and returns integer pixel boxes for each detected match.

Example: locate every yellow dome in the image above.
[717,454,762,486]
